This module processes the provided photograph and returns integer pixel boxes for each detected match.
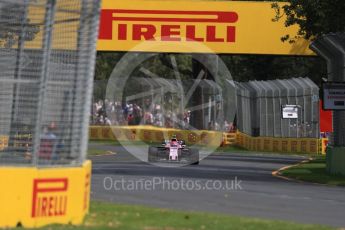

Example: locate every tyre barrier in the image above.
[89,126,224,147]
[236,132,327,155]
[2,130,328,154]
[222,133,237,146]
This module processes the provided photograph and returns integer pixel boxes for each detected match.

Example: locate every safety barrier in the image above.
[89,126,223,147]
[0,160,91,228]
[236,132,327,155]
[1,127,226,150]
[222,133,237,146]
[321,138,329,155]
[88,127,327,154]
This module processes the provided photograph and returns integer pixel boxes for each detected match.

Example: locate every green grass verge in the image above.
[280,156,345,186]
[215,145,249,153]
[39,202,333,230]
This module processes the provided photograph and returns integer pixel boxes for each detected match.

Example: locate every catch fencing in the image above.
[0,0,100,166]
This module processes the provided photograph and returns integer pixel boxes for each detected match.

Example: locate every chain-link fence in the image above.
[0,0,100,166]
[236,77,320,138]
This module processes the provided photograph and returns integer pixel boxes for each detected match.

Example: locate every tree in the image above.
[93,52,124,100]
[94,52,193,101]
[220,54,326,86]
[272,0,345,42]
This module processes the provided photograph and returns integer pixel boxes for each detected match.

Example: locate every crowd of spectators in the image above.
[90,99,236,132]
[90,99,193,129]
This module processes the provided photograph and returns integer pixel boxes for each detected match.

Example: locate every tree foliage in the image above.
[220,54,326,85]
[272,0,345,43]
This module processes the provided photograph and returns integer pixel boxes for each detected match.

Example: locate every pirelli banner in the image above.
[0,161,91,228]
[97,0,314,55]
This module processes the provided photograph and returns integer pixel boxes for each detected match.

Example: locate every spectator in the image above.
[104,116,112,126]
[38,123,57,161]
[144,112,153,125]
[128,114,135,126]
[224,120,230,132]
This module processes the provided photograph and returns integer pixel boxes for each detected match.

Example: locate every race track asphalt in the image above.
[89,143,345,227]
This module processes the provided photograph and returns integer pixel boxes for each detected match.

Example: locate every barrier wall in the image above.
[0,160,91,228]
[88,126,326,154]
[89,126,223,147]
[236,132,326,155]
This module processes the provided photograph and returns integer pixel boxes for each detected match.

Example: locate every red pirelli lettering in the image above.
[161,25,181,41]
[99,9,239,43]
[132,24,156,41]
[32,178,68,218]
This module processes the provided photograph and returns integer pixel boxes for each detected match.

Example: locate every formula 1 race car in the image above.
[148,136,199,165]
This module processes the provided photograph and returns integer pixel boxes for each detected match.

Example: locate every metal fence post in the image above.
[32,0,57,166]
[8,0,30,148]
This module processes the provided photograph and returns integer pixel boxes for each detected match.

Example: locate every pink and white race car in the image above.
[148,136,199,165]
